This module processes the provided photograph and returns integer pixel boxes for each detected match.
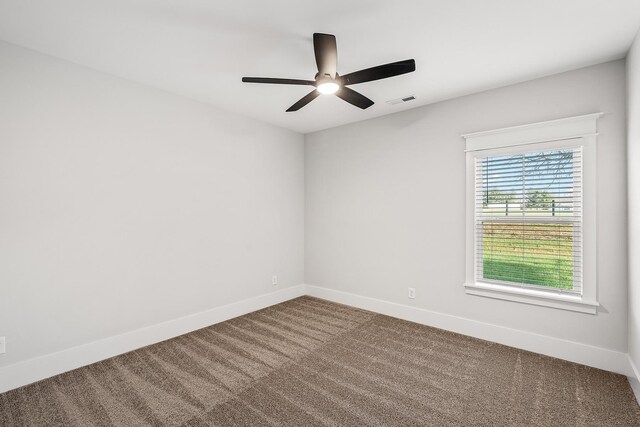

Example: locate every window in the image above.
[463,114,601,314]
[476,148,581,292]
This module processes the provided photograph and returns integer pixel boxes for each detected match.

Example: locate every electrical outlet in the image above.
[272,275,278,286]
[0,337,5,354]
[408,288,416,299]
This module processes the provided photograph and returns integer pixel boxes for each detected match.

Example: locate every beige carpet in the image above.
[1,296,639,426]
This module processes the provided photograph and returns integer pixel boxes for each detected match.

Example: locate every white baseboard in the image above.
[0,284,306,394]
[306,285,633,376]
[628,356,640,405]
[1,283,634,395]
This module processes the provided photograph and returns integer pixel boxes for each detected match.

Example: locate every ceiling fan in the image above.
[242,33,416,112]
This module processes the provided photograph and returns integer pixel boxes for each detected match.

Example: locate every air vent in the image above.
[386,95,416,105]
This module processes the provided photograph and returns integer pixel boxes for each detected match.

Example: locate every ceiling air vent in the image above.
[386,95,416,105]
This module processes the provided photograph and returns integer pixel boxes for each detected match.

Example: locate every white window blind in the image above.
[474,148,582,294]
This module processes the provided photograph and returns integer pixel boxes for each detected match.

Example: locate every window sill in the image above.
[463,282,599,314]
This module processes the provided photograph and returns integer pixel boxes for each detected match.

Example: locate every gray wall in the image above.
[0,41,305,367]
[305,60,628,352]
[628,31,640,374]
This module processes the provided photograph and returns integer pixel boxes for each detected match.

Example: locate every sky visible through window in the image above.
[480,149,575,215]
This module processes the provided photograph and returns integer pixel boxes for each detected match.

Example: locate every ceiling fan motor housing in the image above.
[316,73,339,85]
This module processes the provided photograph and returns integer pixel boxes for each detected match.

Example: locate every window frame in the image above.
[463,113,601,314]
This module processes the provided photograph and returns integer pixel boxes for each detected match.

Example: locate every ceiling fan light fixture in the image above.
[241,33,415,111]
[317,81,340,94]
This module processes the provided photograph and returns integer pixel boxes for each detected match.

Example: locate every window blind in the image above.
[474,148,582,294]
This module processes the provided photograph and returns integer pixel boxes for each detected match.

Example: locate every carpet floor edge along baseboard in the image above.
[1,296,639,426]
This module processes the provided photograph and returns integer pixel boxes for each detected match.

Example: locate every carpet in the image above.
[1,296,638,426]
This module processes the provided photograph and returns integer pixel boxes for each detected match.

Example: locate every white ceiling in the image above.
[1,0,640,134]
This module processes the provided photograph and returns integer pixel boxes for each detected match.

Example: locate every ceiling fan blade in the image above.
[341,59,416,85]
[335,87,374,109]
[242,77,315,86]
[286,90,321,112]
[313,33,337,78]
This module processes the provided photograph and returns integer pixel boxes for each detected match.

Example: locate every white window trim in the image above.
[463,113,602,314]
